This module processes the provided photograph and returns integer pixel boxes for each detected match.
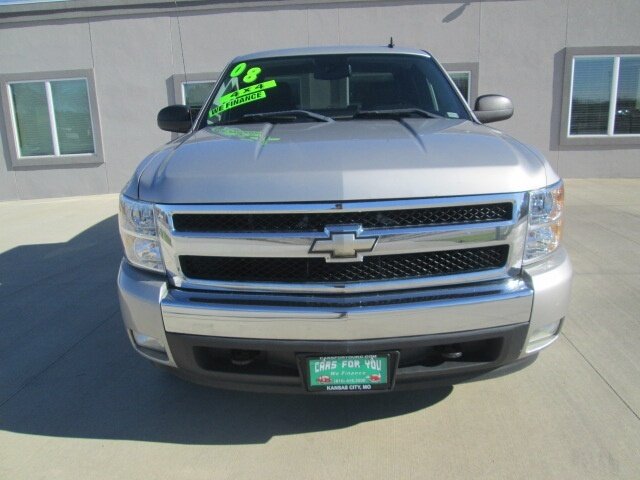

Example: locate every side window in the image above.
[1,71,102,167]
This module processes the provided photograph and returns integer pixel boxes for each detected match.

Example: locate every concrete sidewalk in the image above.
[0,180,638,479]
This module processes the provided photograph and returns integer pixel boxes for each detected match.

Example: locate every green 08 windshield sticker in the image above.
[208,63,275,119]
[230,62,263,83]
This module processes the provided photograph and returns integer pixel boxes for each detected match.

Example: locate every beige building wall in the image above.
[0,0,639,200]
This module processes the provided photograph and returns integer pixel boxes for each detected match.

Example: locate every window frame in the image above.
[560,46,640,147]
[442,62,479,107]
[0,69,103,167]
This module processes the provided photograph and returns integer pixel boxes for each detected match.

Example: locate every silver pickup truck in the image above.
[117,46,572,393]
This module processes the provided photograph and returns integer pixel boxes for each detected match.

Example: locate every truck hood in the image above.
[137,119,550,204]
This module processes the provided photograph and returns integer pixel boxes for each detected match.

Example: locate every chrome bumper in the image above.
[160,280,533,340]
[117,247,572,368]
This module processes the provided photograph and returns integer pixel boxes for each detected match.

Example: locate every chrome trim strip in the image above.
[166,221,518,258]
[168,277,528,307]
[155,192,528,294]
[170,269,513,294]
[158,193,521,217]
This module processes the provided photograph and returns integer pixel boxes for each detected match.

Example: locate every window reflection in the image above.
[448,72,470,104]
[614,57,640,134]
[570,57,613,135]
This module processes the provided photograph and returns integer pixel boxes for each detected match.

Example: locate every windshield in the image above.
[204,54,471,125]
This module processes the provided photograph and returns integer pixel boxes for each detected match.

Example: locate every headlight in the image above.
[524,181,564,264]
[118,195,165,273]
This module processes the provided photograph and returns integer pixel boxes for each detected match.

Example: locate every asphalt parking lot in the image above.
[0,179,639,479]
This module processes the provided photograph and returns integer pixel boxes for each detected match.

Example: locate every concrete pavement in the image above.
[0,180,639,479]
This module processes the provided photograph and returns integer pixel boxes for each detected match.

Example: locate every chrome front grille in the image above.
[172,202,513,233]
[155,194,528,294]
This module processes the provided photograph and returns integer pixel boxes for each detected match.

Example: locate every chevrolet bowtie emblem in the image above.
[309,225,378,262]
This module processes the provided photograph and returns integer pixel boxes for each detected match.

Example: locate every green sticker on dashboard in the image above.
[211,126,280,143]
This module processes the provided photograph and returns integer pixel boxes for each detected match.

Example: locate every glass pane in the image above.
[570,57,613,135]
[449,72,470,103]
[10,82,54,157]
[183,82,215,108]
[51,79,95,155]
[614,56,640,135]
[206,54,471,124]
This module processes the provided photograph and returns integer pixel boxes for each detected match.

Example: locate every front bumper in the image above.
[117,247,572,392]
[162,324,536,393]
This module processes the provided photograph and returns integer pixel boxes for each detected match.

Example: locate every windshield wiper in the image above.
[219,110,333,125]
[351,108,441,119]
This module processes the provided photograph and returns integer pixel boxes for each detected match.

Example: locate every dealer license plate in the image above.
[306,354,391,392]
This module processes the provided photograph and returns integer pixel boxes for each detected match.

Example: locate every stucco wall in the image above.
[0,0,639,200]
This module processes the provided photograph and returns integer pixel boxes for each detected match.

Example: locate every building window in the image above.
[171,73,219,119]
[569,56,640,136]
[448,71,471,104]
[561,47,640,146]
[1,70,102,167]
[9,79,95,157]
[442,63,478,107]
[182,81,216,109]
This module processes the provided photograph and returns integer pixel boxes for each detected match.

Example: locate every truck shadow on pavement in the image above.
[0,215,452,445]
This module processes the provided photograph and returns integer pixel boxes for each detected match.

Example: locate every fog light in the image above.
[526,319,563,353]
[132,331,166,353]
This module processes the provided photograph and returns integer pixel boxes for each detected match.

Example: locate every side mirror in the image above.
[473,95,513,124]
[157,105,192,133]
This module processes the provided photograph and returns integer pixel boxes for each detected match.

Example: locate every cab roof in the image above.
[233,45,432,62]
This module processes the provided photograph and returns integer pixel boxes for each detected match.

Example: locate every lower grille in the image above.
[180,245,509,283]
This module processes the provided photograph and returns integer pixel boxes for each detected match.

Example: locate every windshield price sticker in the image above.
[307,354,390,392]
[218,79,277,105]
[208,64,276,119]
[229,62,263,84]
[209,90,266,117]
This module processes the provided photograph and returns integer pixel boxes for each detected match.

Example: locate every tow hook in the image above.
[230,349,260,366]
[435,344,463,360]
